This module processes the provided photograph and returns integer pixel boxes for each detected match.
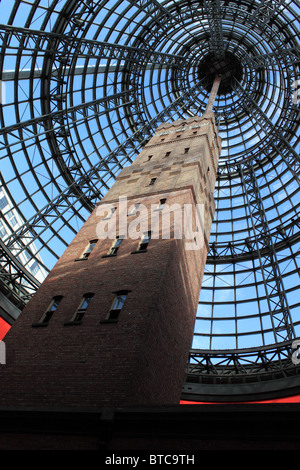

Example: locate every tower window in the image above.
[137,231,151,252]
[106,291,129,321]
[148,155,153,161]
[71,293,94,323]
[176,134,181,138]
[81,239,98,258]
[184,148,189,154]
[128,203,140,216]
[103,207,116,220]
[165,151,171,157]
[38,296,63,325]
[155,198,167,211]
[149,178,156,185]
[108,236,123,255]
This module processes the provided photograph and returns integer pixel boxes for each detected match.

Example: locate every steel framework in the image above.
[0,0,299,401]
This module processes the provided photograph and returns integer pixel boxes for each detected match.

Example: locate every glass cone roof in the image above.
[0,0,300,400]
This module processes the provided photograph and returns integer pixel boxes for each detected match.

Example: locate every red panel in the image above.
[181,396,300,404]
[0,318,11,341]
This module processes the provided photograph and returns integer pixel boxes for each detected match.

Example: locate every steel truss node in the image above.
[0,0,299,400]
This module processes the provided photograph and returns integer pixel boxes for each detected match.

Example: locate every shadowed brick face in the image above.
[0,112,220,409]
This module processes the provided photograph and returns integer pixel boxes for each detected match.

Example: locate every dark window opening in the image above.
[157,198,166,210]
[165,151,171,157]
[71,293,94,323]
[103,207,117,220]
[38,296,63,325]
[128,203,140,216]
[109,236,123,255]
[138,231,151,251]
[106,291,129,321]
[148,155,153,161]
[149,178,156,185]
[82,239,98,258]
[184,148,189,154]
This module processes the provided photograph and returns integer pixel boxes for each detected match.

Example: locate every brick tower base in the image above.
[0,112,221,411]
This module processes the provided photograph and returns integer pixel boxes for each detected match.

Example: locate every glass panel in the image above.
[112,294,126,311]
[80,294,93,310]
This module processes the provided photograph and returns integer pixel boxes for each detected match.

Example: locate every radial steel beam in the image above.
[0,24,189,68]
[234,80,300,184]
[1,62,166,81]
[0,91,133,138]
[247,0,288,28]
[247,47,300,69]
[239,162,295,343]
[126,0,196,44]
[0,238,40,307]
[203,0,226,59]
[229,0,290,59]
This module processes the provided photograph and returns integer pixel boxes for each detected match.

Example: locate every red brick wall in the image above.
[0,113,220,409]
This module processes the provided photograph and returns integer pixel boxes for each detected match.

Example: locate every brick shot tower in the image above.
[0,111,221,409]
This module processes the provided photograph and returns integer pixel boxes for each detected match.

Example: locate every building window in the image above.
[176,134,181,138]
[137,231,151,252]
[0,195,8,210]
[165,151,171,157]
[24,249,33,260]
[106,291,128,321]
[6,210,17,227]
[30,260,40,276]
[103,207,116,220]
[108,236,123,255]
[0,221,6,238]
[148,155,153,161]
[184,148,189,154]
[155,198,166,211]
[81,239,98,258]
[149,178,156,185]
[71,293,94,323]
[37,296,63,325]
[128,203,140,216]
